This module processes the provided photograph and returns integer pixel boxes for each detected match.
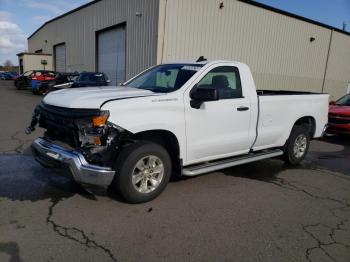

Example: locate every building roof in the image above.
[28,0,350,39]
[28,0,101,39]
[238,0,350,36]
[17,52,52,56]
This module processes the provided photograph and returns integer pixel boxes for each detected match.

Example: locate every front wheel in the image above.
[113,141,172,203]
[283,125,310,165]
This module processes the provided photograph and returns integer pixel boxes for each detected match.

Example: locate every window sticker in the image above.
[181,66,201,71]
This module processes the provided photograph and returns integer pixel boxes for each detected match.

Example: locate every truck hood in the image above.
[43,86,158,109]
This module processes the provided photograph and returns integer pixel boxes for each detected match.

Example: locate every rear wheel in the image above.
[283,125,310,165]
[113,141,172,203]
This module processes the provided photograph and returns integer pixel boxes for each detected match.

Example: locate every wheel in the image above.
[283,125,310,165]
[113,141,172,203]
[15,80,26,90]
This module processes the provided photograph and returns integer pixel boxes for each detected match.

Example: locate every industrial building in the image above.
[26,0,350,99]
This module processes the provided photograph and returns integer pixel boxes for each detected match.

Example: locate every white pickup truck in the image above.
[28,60,328,203]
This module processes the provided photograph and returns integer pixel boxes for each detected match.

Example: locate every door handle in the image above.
[237,106,249,111]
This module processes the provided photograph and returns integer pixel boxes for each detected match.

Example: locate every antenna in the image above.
[196,56,207,62]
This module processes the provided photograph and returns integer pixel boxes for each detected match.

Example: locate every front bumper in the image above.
[31,138,115,190]
[326,123,350,135]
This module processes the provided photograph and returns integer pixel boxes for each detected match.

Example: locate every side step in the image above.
[182,149,283,176]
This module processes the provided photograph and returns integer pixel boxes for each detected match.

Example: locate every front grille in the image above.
[39,103,100,147]
[328,117,350,125]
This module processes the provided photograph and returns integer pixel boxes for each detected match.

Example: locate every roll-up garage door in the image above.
[54,44,66,72]
[98,25,126,86]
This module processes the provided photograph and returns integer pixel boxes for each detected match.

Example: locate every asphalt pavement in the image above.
[0,80,349,262]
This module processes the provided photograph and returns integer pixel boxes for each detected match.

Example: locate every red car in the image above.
[327,94,350,135]
[14,70,55,90]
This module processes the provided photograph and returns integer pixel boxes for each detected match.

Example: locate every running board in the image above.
[182,149,283,176]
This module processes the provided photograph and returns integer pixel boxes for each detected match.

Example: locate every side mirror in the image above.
[190,87,219,109]
[329,101,335,105]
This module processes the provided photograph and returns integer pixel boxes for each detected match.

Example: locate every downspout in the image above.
[160,0,168,63]
[321,29,333,93]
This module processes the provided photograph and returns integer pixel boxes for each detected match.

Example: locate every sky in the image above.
[0,0,90,65]
[0,0,349,66]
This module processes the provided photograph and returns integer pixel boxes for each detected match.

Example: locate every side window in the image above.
[196,66,242,99]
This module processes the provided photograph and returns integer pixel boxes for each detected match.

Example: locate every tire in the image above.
[15,80,26,90]
[283,125,310,165]
[113,141,172,203]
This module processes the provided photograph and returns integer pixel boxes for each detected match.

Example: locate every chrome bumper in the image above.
[31,138,115,190]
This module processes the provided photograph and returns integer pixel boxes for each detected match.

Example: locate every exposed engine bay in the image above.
[26,103,131,167]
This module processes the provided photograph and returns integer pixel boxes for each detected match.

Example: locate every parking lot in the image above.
[0,80,349,262]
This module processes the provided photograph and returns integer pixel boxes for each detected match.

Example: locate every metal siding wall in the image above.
[323,31,350,100]
[159,0,349,98]
[28,0,159,80]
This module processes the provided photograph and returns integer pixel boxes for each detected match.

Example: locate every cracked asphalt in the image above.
[0,80,349,262]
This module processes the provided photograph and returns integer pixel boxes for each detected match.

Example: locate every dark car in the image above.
[14,70,55,90]
[33,72,79,95]
[71,72,110,88]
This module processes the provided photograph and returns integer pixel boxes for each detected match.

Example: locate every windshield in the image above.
[335,94,350,106]
[125,64,203,93]
[78,73,105,82]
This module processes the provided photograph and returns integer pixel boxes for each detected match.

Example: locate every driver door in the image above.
[184,65,251,163]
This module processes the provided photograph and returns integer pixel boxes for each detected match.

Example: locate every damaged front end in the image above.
[27,103,131,192]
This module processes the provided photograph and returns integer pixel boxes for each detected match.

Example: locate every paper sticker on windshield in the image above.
[181,66,201,71]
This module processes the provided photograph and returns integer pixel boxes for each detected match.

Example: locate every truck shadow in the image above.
[0,154,93,203]
[0,242,23,262]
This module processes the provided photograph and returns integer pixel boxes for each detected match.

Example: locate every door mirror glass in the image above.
[190,87,219,109]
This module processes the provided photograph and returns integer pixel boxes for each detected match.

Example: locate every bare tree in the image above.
[3,60,14,71]
[4,60,13,67]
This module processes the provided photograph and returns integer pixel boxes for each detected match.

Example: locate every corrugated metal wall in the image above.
[28,0,159,79]
[323,31,350,99]
[158,0,350,99]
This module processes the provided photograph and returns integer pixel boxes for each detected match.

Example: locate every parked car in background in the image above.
[14,70,55,90]
[8,71,19,79]
[0,72,13,80]
[327,94,350,135]
[71,72,110,87]
[32,72,79,95]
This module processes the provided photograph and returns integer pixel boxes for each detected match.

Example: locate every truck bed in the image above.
[252,92,329,151]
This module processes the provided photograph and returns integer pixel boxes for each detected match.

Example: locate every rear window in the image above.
[78,73,105,82]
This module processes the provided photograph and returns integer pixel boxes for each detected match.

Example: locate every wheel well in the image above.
[133,130,182,176]
[293,116,316,138]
